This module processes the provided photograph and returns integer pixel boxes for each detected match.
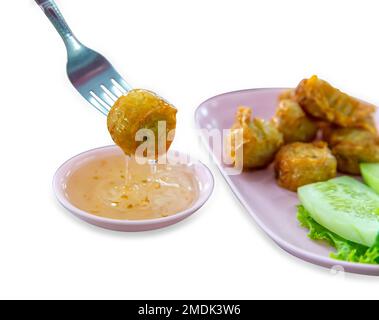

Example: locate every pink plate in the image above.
[53,146,214,232]
[195,88,379,276]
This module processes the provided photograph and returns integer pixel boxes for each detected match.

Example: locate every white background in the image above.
[0,0,378,299]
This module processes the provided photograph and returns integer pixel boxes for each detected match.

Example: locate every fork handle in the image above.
[35,0,80,49]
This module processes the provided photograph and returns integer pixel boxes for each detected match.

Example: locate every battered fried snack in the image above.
[273,99,318,143]
[322,127,379,175]
[278,89,296,101]
[275,142,337,191]
[229,107,283,169]
[356,115,378,134]
[107,89,177,158]
[323,127,376,148]
[295,75,376,129]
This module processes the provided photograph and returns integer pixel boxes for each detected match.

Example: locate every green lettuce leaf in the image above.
[297,205,379,264]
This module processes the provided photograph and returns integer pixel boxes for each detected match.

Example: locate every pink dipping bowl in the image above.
[53,146,214,232]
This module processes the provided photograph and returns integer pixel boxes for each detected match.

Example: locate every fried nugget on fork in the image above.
[107,89,177,159]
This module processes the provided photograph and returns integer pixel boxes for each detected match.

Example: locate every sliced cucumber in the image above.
[298,176,379,247]
[361,163,379,195]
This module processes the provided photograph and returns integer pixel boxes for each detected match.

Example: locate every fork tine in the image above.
[90,91,112,111]
[88,95,109,116]
[102,81,123,99]
[111,80,127,95]
[112,78,131,94]
[92,88,115,108]
[119,78,131,92]
[101,85,118,102]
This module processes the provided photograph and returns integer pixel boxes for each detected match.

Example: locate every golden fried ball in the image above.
[322,127,379,175]
[229,107,283,169]
[273,99,318,143]
[107,89,177,158]
[274,141,337,191]
[295,75,376,128]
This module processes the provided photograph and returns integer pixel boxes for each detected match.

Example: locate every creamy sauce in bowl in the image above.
[64,154,199,221]
[54,146,214,231]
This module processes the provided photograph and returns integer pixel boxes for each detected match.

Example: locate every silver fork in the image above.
[35,0,131,115]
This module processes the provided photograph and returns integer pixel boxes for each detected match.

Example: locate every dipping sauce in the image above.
[65,155,199,220]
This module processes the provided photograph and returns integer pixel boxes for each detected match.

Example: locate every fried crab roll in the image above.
[322,127,379,175]
[323,127,376,148]
[295,75,376,129]
[356,115,378,135]
[278,89,296,101]
[274,141,337,191]
[107,89,177,158]
[273,99,318,143]
[229,106,283,169]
